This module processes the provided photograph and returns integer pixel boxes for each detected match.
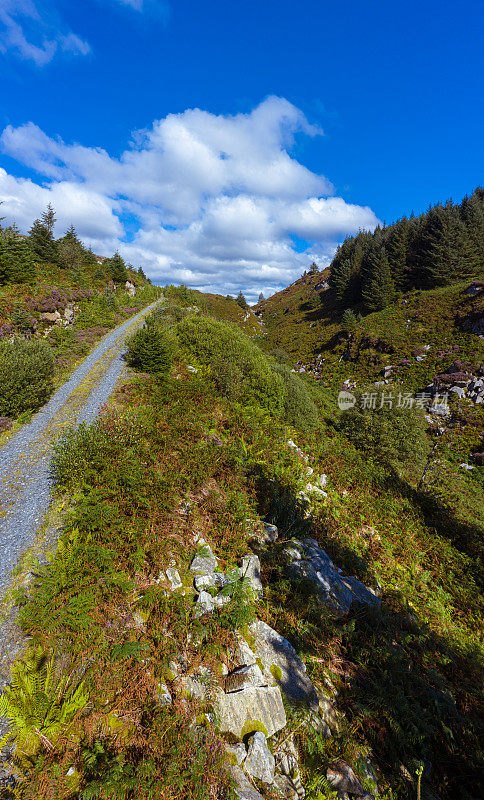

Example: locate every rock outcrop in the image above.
[281,538,381,615]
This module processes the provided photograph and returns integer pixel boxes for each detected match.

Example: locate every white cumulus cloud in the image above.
[0,97,380,301]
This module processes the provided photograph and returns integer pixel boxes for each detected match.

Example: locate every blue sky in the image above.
[0,0,482,299]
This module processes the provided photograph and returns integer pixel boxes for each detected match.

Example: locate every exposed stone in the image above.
[273,773,305,800]
[274,735,299,778]
[212,684,286,739]
[244,731,275,784]
[316,693,340,734]
[225,742,247,766]
[248,620,319,711]
[190,545,218,574]
[156,682,172,706]
[449,386,466,399]
[40,311,62,324]
[249,522,279,551]
[194,590,214,616]
[241,555,263,596]
[214,593,231,608]
[165,568,182,590]
[225,664,266,693]
[282,538,381,616]
[230,766,265,800]
[327,760,374,799]
[179,674,210,702]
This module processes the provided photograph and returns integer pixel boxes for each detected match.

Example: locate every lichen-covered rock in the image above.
[244,731,275,784]
[224,742,247,766]
[190,545,218,574]
[212,685,286,739]
[282,538,380,615]
[230,766,265,800]
[241,555,263,596]
[248,620,319,711]
[224,664,266,693]
[249,522,279,551]
[273,773,305,800]
[194,590,214,616]
[165,568,182,590]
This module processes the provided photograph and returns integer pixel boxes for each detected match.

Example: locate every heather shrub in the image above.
[125,319,177,378]
[0,338,55,416]
[175,315,285,414]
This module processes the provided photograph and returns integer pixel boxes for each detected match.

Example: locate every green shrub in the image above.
[339,391,430,468]
[272,362,319,430]
[0,338,55,416]
[341,308,358,333]
[126,320,177,378]
[175,315,285,414]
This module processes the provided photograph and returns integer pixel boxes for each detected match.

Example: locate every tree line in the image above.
[0,203,147,286]
[329,187,484,312]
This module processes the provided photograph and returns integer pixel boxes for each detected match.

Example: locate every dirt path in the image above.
[0,299,162,597]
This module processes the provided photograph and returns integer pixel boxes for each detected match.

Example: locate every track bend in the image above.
[0,299,162,595]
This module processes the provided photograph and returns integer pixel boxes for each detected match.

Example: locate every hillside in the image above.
[0,207,161,433]
[0,284,482,800]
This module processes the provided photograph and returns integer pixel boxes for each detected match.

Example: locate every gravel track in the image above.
[0,300,161,596]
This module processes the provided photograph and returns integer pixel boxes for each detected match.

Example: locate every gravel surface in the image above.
[0,299,162,597]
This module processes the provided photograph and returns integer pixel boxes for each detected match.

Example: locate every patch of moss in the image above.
[240,720,268,739]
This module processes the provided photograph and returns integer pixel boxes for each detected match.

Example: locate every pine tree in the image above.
[258,292,265,302]
[421,202,475,285]
[137,266,147,280]
[236,291,248,309]
[29,219,58,264]
[58,225,84,270]
[0,225,36,285]
[83,247,98,268]
[332,258,353,302]
[341,308,358,333]
[362,244,395,311]
[105,252,128,284]
[387,217,410,288]
[41,204,56,234]
[460,189,484,271]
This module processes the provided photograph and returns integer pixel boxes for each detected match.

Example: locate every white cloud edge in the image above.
[0,97,380,302]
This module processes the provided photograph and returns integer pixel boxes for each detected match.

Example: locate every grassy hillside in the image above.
[256,270,484,388]
[1,288,482,800]
[0,222,161,432]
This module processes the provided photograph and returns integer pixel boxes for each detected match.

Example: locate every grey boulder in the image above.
[244,731,275,784]
[248,620,319,711]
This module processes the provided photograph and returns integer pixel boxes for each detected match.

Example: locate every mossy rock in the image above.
[241,719,269,739]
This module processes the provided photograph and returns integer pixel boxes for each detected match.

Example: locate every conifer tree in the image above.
[58,225,84,270]
[460,189,484,270]
[341,308,358,333]
[0,225,36,285]
[29,218,58,264]
[258,292,265,302]
[387,217,410,288]
[41,204,56,234]
[362,244,395,311]
[236,291,248,309]
[105,252,128,284]
[421,202,475,285]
